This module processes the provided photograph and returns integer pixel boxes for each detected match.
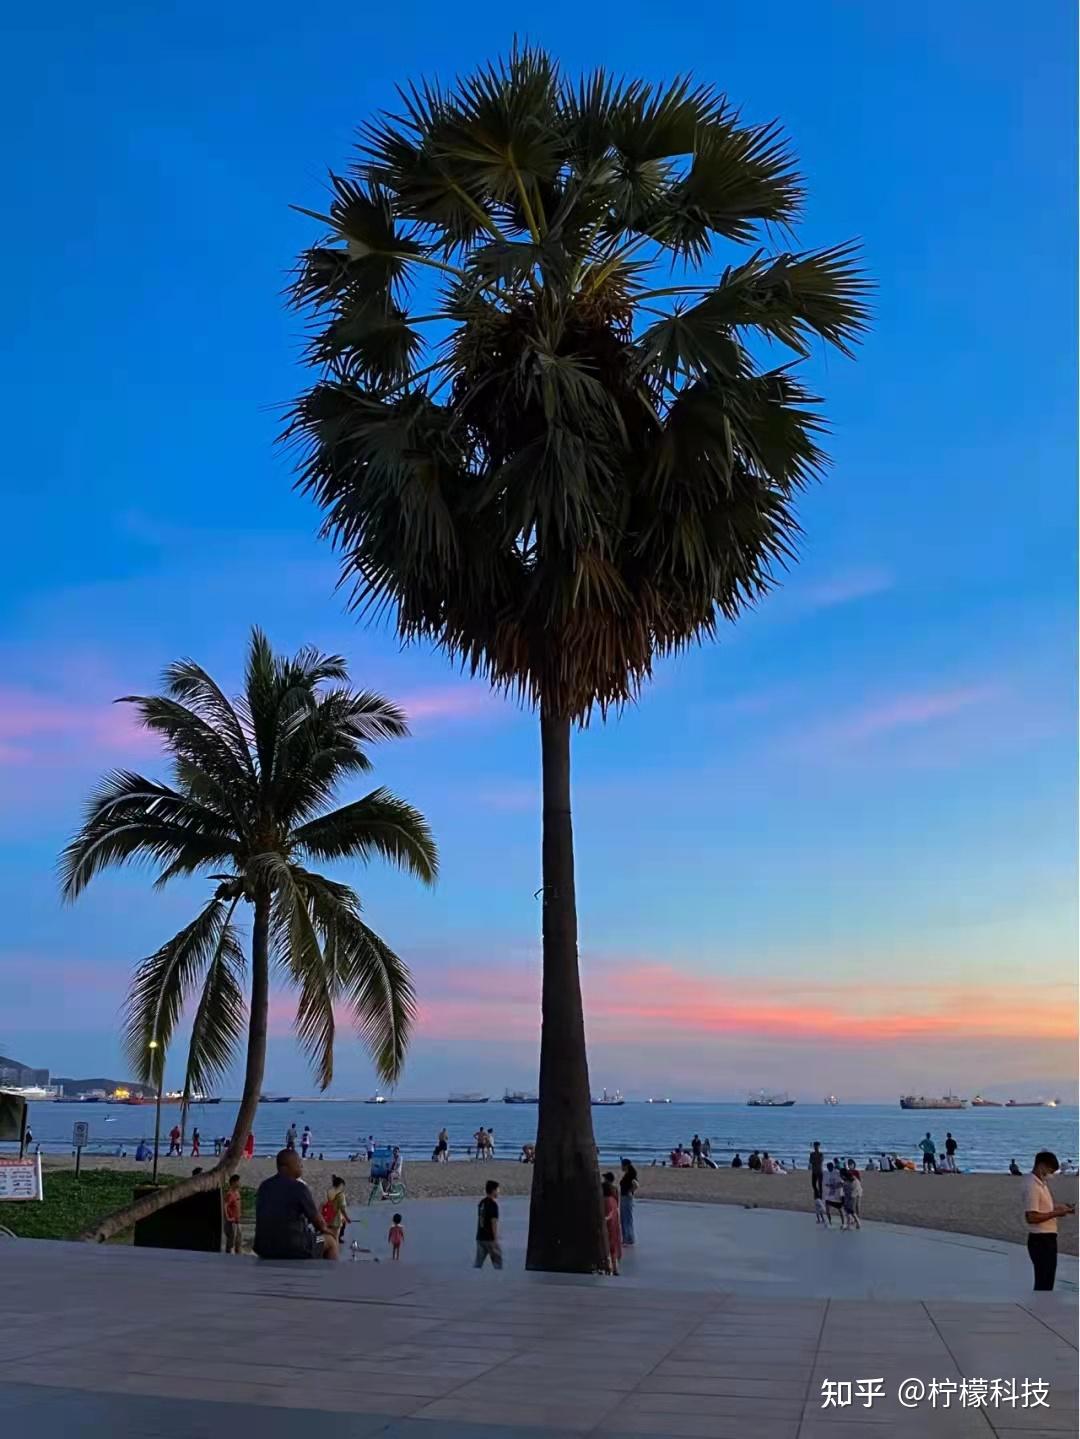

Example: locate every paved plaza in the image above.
[1,1199,1076,1437]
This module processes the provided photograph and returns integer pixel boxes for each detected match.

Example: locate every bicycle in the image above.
[367,1174,406,1205]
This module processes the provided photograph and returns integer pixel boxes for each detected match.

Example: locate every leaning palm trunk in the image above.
[526,713,608,1272]
[79,900,271,1242]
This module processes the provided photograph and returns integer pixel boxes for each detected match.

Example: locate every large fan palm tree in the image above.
[288,47,869,1271]
[61,628,437,1241]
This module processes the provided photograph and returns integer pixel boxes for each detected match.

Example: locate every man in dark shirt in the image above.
[809,1141,825,1199]
[254,1149,338,1260]
[475,1179,502,1269]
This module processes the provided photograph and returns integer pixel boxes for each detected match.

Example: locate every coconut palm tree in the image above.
[287,47,869,1271]
[60,628,437,1240]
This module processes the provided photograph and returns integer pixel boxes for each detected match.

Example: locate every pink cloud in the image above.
[0,687,158,768]
[410,959,1078,1049]
[823,684,1000,744]
[798,566,894,611]
[398,685,504,726]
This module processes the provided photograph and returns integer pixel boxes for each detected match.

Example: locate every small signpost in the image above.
[73,1121,90,1177]
[0,1153,44,1202]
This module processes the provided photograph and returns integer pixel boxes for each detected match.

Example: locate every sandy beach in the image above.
[41,1154,1078,1253]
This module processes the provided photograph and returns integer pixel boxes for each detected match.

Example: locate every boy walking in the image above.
[475,1179,502,1269]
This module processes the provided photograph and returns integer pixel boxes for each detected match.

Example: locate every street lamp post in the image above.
[149,1040,163,1184]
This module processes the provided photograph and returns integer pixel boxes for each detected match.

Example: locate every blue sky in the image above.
[1,2,1075,1100]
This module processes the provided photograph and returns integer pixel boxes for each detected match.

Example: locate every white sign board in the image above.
[73,1121,89,1148]
[0,1153,43,1201]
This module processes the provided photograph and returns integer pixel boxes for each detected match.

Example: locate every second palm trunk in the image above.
[526,713,608,1273]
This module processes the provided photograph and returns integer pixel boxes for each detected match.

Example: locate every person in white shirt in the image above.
[823,1162,846,1228]
[1022,1150,1075,1291]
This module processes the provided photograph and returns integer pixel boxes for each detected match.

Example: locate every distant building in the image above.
[0,1055,50,1088]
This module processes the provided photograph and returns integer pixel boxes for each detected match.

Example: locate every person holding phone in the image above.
[1022,1150,1075,1291]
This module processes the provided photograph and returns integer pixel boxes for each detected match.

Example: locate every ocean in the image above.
[10,1098,1077,1174]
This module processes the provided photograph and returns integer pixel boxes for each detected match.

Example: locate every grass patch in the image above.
[0,1169,257,1241]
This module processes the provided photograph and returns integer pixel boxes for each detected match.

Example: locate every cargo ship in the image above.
[1005,1098,1059,1108]
[747,1091,795,1107]
[448,1092,489,1103]
[971,1095,1002,1107]
[592,1089,625,1106]
[503,1089,538,1104]
[899,1093,967,1110]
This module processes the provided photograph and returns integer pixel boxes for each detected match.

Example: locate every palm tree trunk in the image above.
[79,895,272,1242]
[526,712,608,1273]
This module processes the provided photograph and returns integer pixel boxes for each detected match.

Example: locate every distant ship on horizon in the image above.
[971,1095,1002,1107]
[747,1090,795,1107]
[592,1088,624,1106]
[448,1092,489,1104]
[1005,1098,1059,1108]
[899,1093,966,1110]
[503,1089,538,1104]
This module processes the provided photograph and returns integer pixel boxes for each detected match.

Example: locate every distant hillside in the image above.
[53,1076,156,1098]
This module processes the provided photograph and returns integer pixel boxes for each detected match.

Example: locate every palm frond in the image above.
[59,771,237,900]
[180,900,246,1113]
[122,898,234,1079]
[295,868,416,1084]
[267,858,338,1090]
[292,787,439,884]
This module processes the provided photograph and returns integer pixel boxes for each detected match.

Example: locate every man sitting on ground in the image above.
[254,1149,338,1261]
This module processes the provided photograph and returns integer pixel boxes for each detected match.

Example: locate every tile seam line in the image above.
[794,1293,830,1439]
[582,1283,734,1436]
[919,1299,999,1437]
[1018,1301,1080,1352]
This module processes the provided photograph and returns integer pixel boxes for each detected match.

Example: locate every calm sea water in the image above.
[11,1099,1077,1174]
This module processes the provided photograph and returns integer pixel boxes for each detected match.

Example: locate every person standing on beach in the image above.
[602,1173,622,1274]
[223,1174,243,1254]
[809,1142,824,1200]
[919,1132,937,1174]
[301,1125,312,1159]
[842,1166,862,1229]
[943,1132,958,1173]
[190,1127,201,1158]
[691,1134,703,1167]
[1023,1150,1075,1291]
[824,1163,845,1227]
[286,1122,298,1152]
[619,1159,638,1246]
[244,1131,255,1160]
[436,1127,449,1162]
[168,1123,182,1157]
[475,1179,502,1269]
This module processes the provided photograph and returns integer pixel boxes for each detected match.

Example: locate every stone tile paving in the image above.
[0,1236,1074,1437]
